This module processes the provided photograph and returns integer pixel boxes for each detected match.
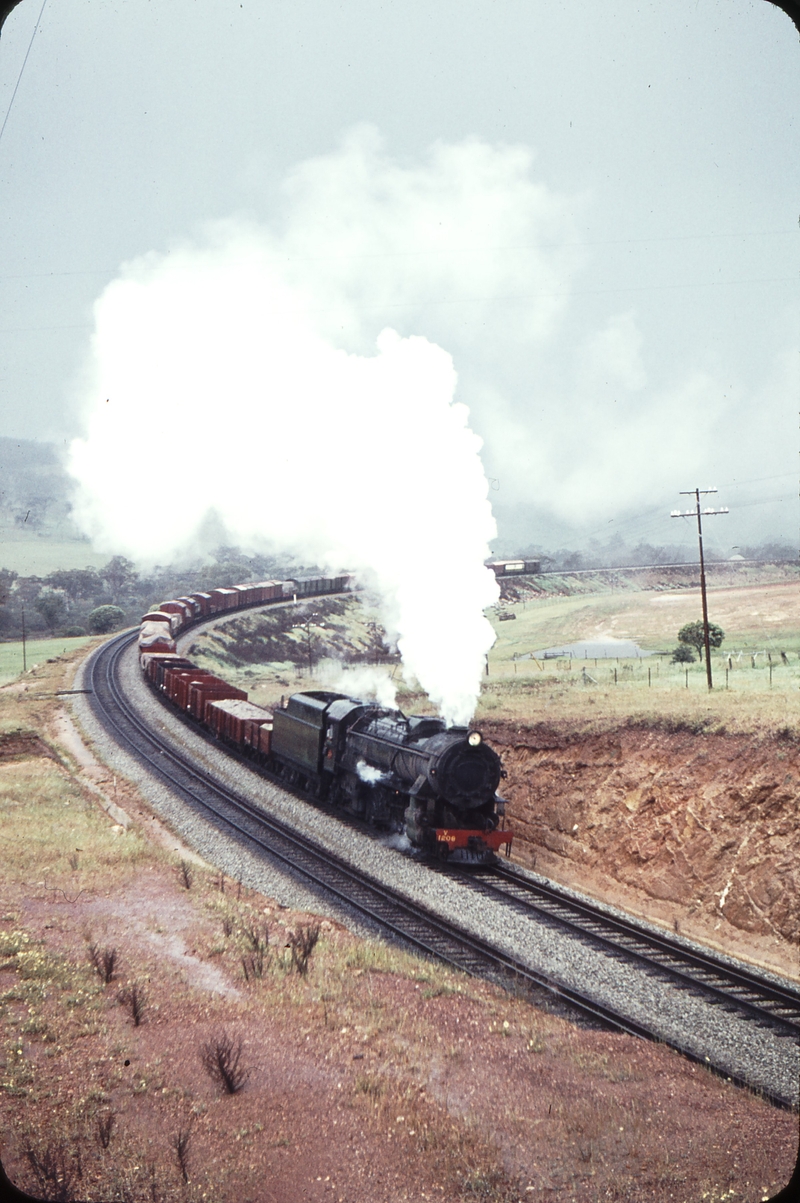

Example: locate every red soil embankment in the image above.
[484,720,799,978]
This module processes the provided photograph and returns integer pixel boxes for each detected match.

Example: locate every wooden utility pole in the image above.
[671,488,728,690]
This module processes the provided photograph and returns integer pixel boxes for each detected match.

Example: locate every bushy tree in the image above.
[100,556,138,598]
[34,587,68,633]
[671,644,696,664]
[678,620,724,662]
[88,604,126,634]
[45,567,103,602]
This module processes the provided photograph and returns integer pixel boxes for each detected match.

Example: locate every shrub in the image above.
[241,920,270,980]
[671,644,695,664]
[95,1111,115,1150]
[62,625,87,638]
[23,1139,82,1202]
[87,605,126,634]
[199,1031,249,1094]
[87,943,118,984]
[118,983,146,1026]
[289,923,320,976]
[171,1123,193,1183]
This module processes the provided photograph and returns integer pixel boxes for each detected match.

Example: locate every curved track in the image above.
[83,626,799,1110]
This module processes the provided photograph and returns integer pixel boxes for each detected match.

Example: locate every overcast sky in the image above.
[0,0,797,557]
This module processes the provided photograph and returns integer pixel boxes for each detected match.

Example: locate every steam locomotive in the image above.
[138,576,512,863]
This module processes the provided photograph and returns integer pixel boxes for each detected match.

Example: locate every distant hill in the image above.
[0,437,78,538]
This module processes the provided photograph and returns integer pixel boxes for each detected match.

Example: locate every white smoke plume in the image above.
[316,661,398,711]
[356,760,389,785]
[68,136,512,724]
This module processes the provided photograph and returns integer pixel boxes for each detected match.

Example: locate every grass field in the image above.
[489,579,800,658]
[477,580,800,732]
[0,637,95,686]
[0,533,109,576]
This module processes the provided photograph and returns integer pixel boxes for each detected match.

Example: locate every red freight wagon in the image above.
[189,678,246,720]
[159,600,191,622]
[176,596,200,618]
[138,624,176,654]
[206,698,273,748]
[141,654,194,684]
[258,723,272,756]
[141,611,181,636]
[164,667,213,708]
[209,588,239,612]
[176,670,222,711]
[231,584,259,606]
[253,580,284,602]
[153,658,195,690]
[191,593,212,616]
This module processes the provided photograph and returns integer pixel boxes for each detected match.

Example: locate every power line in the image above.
[0,0,47,147]
[671,489,728,691]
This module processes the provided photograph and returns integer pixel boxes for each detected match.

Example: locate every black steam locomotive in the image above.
[272,691,511,864]
[139,575,512,864]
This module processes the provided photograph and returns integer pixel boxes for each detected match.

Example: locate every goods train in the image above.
[137,574,512,864]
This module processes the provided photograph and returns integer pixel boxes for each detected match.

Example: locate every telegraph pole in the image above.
[670,488,728,690]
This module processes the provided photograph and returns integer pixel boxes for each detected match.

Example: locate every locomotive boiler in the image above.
[271,691,511,863]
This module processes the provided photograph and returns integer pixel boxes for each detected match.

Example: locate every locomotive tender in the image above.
[138,574,512,863]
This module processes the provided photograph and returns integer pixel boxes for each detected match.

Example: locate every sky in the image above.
[0,0,797,559]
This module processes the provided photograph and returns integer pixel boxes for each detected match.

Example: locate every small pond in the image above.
[524,637,657,661]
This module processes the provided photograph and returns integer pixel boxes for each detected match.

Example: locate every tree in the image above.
[0,568,17,606]
[671,644,695,664]
[34,587,68,633]
[88,604,126,634]
[45,567,103,603]
[677,620,724,663]
[99,556,138,598]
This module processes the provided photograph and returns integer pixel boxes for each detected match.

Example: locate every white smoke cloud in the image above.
[316,661,398,711]
[356,760,389,785]
[274,124,585,357]
[68,212,500,724]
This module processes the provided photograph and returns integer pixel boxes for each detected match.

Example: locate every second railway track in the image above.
[78,627,799,1111]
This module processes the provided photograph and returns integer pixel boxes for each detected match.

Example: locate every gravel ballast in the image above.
[70,630,799,1108]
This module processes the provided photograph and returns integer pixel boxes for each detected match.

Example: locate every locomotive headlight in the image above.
[467,731,482,747]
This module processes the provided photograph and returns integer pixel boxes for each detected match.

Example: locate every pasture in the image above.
[0,636,94,687]
[0,532,109,576]
[480,579,800,732]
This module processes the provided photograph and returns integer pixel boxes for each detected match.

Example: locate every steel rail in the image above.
[447,865,800,1037]
[82,628,798,1109]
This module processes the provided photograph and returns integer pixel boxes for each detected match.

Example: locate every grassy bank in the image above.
[0,636,95,687]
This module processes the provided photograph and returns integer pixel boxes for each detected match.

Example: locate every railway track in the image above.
[451,864,800,1035]
[82,628,799,1109]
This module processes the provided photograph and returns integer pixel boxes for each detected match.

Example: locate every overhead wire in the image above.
[0,0,47,148]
